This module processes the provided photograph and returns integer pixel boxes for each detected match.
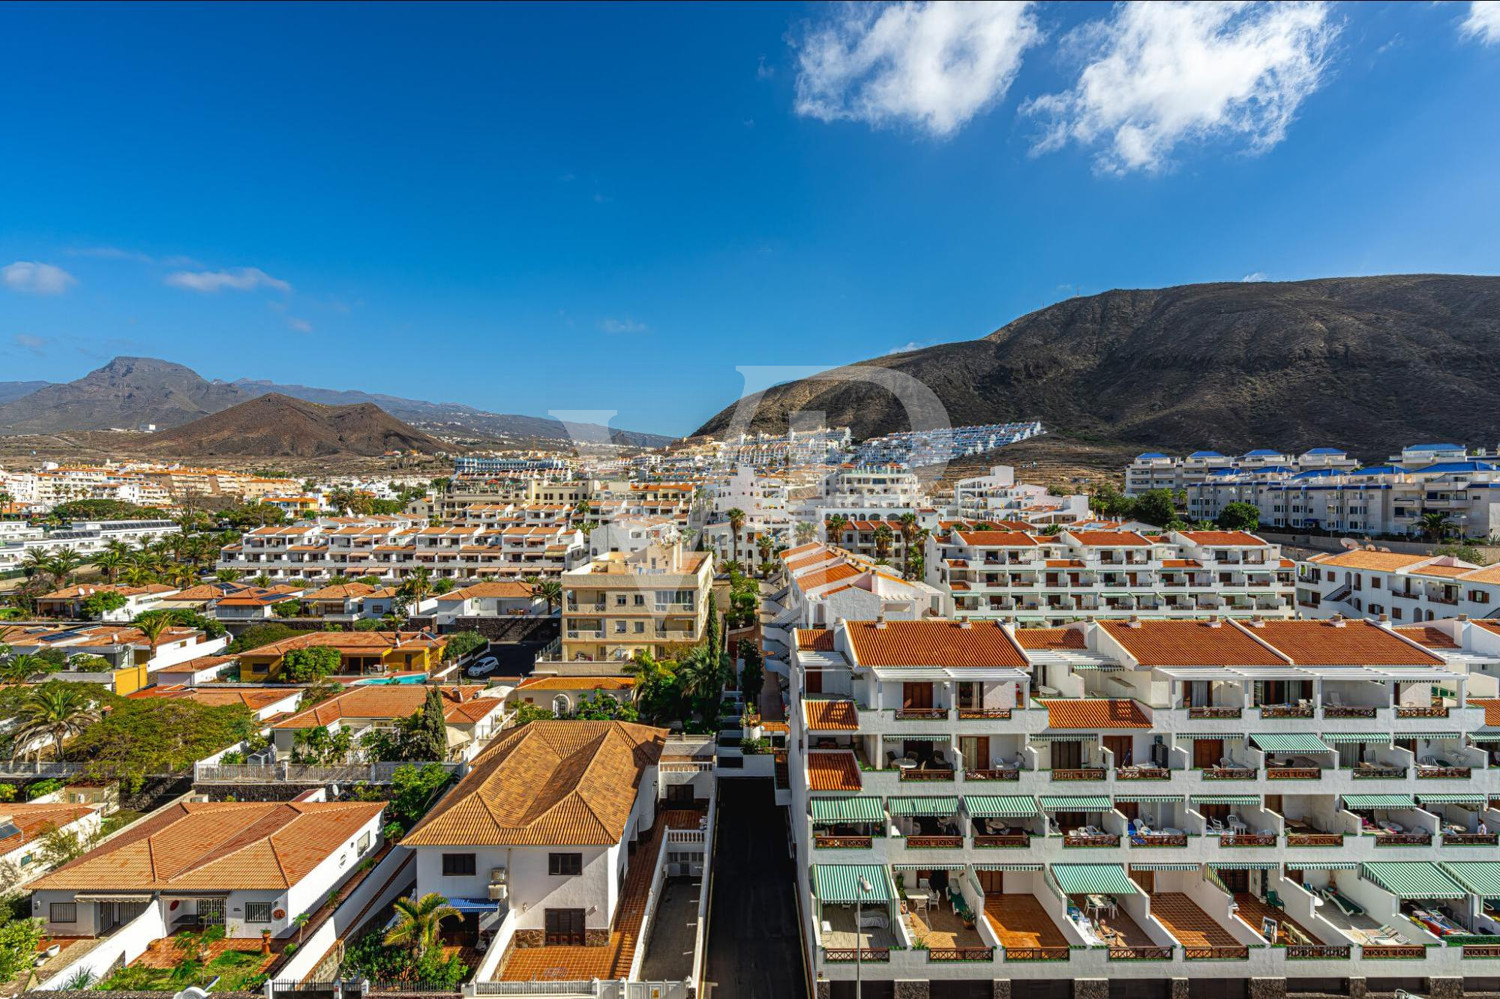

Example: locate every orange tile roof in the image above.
[1309,550,1431,572]
[1014,627,1086,650]
[1161,559,1203,569]
[1102,620,1285,667]
[1471,698,1500,728]
[795,563,864,590]
[404,721,667,846]
[0,804,97,853]
[247,630,445,657]
[1247,620,1444,666]
[1069,530,1151,546]
[803,699,859,731]
[30,801,385,892]
[796,628,835,651]
[1393,626,1459,650]
[516,676,635,692]
[954,531,1039,547]
[1180,530,1268,546]
[128,686,299,711]
[435,581,536,601]
[1043,698,1150,729]
[807,752,862,791]
[273,685,498,729]
[1475,621,1500,638]
[844,620,1028,668]
[1414,564,1472,578]
[301,582,379,600]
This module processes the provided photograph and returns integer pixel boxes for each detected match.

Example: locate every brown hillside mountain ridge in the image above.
[141,393,447,458]
[694,274,1500,461]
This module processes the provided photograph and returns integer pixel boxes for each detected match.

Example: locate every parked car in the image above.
[466,656,500,678]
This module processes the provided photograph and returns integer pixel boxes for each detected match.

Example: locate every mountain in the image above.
[0,357,672,446]
[694,274,1500,460]
[142,393,448,458]
[0,381,52,405]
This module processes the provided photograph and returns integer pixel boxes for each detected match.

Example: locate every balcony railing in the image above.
[1051,768,1107,781]
[965,768,1021,782]
[1003,946,1070,962]
[906,835,963,849]
[1286,945,1351,960]
[1352,765,1407,779]
[1373,832,1432,846]
[1417,766,1471,779]
[1203,766,1257,780]
[901,768,955,782]
[1266,767,1321,780]
[1116,767,1170,781]
[1260,705,1314,718]
[823,948,890,963]
[974,834,1030,848]
[814,835,873,849]
[1064,833,1120,848]
[1286,833,1344,847]
[956,708,1012,720]
[1133,833,1187,847]
[1183,946,1249,961]
[1464,944,1500,959]
[1188,706,1242,719]
[1323,705,1378,718]
[1445,832,1499,846]
[1362,945,1427,959]
[928,946,995,963]
[1397,705,1450,718]
[1109,946,1175,961]
[1221,833,1277,847]
[895,707,949,721]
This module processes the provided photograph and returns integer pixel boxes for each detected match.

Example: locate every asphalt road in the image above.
[704,778,807,999]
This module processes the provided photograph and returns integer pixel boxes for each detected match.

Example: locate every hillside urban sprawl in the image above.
[2,423,1500,999]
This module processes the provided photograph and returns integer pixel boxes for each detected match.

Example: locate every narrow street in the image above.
[704,779,806,999]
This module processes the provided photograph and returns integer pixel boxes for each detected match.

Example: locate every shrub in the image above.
[281,645,342,682]
[441,631,486,662]
[25,779,61,800]
[0,785,15,803]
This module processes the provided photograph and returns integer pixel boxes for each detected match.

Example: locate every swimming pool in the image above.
[353,674,429,685]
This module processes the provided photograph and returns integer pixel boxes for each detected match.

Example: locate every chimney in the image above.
[959,620,973,629]
[1459,614,1470,622]
[1206,616,1222,629]
[1378,613,1390,624]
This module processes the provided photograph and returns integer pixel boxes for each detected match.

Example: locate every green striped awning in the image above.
[1069,662,1121,671]
[1440,863,1500,897]
[813,865,893,903]
[1192,795,1260,806]
[881,733,948,741]
[1360,862,1467,900]
[1031,733,1097,742]
[810,797,885,823]
[1286,862,1360,871]
[1419,794,1487,805]
[888,797,960,817]
[1414,732,1462,740]
[1052,864,1139,897]
[1211,862,1280,871]
[1250,733,1331,753]
[1177,733,1246,740]
[1114,795,1183,803]
[1132,863,1201,871]
[972,863,1043,872]
[893,863,966,871]
[1040,795,1111,811]
[1321,733,1392,744]
[1342,794,1415,809]
[964,795,1038,818]
[1469,733,1500,743]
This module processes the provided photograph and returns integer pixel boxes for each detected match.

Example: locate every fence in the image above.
[467,982,690,999]
[0,761,85,778]
[196,761,464,784]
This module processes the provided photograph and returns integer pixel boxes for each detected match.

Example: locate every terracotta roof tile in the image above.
[1472,698,1500,728]
[795,563,864,590]
[803,699,859,731]
[1014,628,1087,650]
[1068,530,1151,546]
[403,721,666,846]
[807,752,862,791]
[796,628,835,651]
[516,676,635,692]
[1043,698,1150,729]
[953,531,1039,547]
[1102,620,1285,667]
[1180,530,1268,546]
[845,620,1028,668]
[1393,626,1459,650]
[1311,550,1432,572]
[1247,619,1444,666]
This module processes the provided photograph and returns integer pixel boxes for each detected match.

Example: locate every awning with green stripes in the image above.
[810,797,885,823]
[1039,795,1111,811]
[964,795,1038,818]
[1250,733,1331,753]
[1440,863,1500,897]
[1115,794,1184,803]
[893,863,966,871]
[1177,733,1246,740]
[1342,794,1415,809]
[1192,795,1261,806]
[1414,732,1462,740]
[813,865,893,903]
[888,796,960,817]
[1030,733,1097,742]
[1469,733,1500,743]
[1321,733,1392,744]
[972,863,1043,872]
[1070,662,1121,671]
[1052,864,1139,896]
[1211,862,1280,871]
[1131,863,1201,871]
[881,733,948,741]
[1360,862,1467,900]
[1419,794,1487,805]
[1286,862,1359,871]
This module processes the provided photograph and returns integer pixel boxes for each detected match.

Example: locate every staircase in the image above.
[773,750,790,790]
[608,823,664,977]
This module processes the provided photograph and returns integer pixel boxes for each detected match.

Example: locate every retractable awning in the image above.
[964,795,1038,818]
[1211,862,1279,871]
[1360,862,1467,900]
[1342,794,1415,809]
[1029,733,1097,742]
[814,865,894,904]
[1115,795,1183,803]
[810,797,885,823]
[1439,863,1500,897]
[1286,862,1359,871]
[1131,863,1201,871]
[1039,795,1111,811]
[1051,864,1139,896]
[1321,733,1392,744]
[888,797,960,817]
[1418,794,1486,806]
[1250,733,1331,753]
[74,893,153,903]
[972,863,1043,872]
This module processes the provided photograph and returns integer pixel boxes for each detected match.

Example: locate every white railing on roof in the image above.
[195,761,464,783]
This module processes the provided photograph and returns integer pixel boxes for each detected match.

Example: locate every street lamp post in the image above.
[855,875,873,999]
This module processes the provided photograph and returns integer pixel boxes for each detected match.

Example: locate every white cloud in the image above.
[598,317,648,335]
[1024,1,1338,174]
[2,261,77,295]
[886,340,926,355]
[794,1,1041,137]
[1462,1,1500,44]
[1241,271,1268,282]
[11,334,47,354]
[164,266,292,293]
[287,317,314,333]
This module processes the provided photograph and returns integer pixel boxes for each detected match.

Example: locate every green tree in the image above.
[386,763,454,826]
[80,590,128,619]
[10,684,101,760]
[872,523,894,562]
[383,892,460,958]
[1433,543,1487,566]
[226,622,300,653]
[1217,502,1261,532]
[1130,489,1178,528]
[70,696,256,790]
[725,507,746,562]
[535,578,563,615]
[282,645,343,682]
[740,642,764,712]
[571,692,639,721]
[37,820,99,867]
[0,916,44,983]
[292,725,354,765]
[415,686,448,760]
[1420,511,1453,542]
[441,631,487,662]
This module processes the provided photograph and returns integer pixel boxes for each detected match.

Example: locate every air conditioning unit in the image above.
[488,883,509,901]
[490,867,507,885]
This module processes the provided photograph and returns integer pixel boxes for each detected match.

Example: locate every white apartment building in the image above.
[788,616,1500,997]
[0,519,180,572]
[951,466,1090,526]
[924,527,1294,625]
[1296,548,1500,623]
[589,515,680,558]
[1125,447,1362,495]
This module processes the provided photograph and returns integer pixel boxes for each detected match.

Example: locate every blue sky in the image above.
[2,1,1499,436]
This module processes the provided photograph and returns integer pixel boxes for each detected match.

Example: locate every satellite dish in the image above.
[1340,538,1360,550]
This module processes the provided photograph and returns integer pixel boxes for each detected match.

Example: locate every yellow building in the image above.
[240,631,447,679]
[560,542,714,662]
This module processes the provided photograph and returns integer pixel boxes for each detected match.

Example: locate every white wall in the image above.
[415,844,616,934]
[38,900,167,989]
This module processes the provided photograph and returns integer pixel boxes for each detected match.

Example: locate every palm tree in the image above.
[135,613,175,658]
[20,549,50,581]
[825,514,849,546]
[1419,511,1453,543]
[755,536,774,576]
[292,911,311,944]
[896,513,919,577]
[675,645,723,726]
[44,547,84,589]
[383,893,459,959]
[725,508,746,563]
[873,523,894,562]
[794,522,816,545]
[11,685,100,761]
[401,567,434,612]
[93,549,125,585]
[0,651,48,686]
[535,579,563,615]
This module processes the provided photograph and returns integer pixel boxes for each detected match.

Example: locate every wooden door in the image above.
[1052,740,1082,769]
[805,668,822,695]
[960,736,990,769]
[957,683,978,710]
[1193,738,1223,769]
[978,869,1004,893]
[1103,736,1134,767]
[903,682,933,710]
[1129,870,1155,893]
[544,908,586,946]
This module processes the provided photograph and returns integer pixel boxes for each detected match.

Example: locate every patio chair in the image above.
[858,910,889,931]
[1207,817,1226,834]
[885,751,898,767]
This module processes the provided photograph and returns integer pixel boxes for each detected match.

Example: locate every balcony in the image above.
[1351,764,1407,779]
[901,768,955,782]
[956,708,1012,720]
[1260,705,1315,719]
[1116,766,1170,781]
[814,835,873,849]
[973,833,1030,848]
[1132,832,1187,848]
[1372,832,1432,846]
[1188,706,1242,720]
[1051,768,1108,782]
[895,707,950,721]
[964,768,1020,782]
[1220,833,1277,847]
[1286,944,1352,960]
[1063,832,1120,848]
[1201,765,1257,781]
[1396,705,1450,718]
[906,835,963,849]
[1286,832,1344,847]
[1266,766,1321,780]
[1444,832,1499,846]
[1323,705,1378,719]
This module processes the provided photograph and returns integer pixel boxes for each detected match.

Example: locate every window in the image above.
[50,903,76,923]
[245,902,273,924]
[442,853,477,877]
[358,832,372,853]
[549,852,583,876]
